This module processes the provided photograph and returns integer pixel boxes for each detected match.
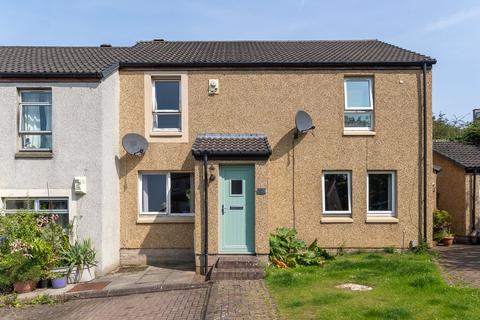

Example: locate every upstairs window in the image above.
[344,78,373,131]
[152,80,181,131]
[19,90,52,150]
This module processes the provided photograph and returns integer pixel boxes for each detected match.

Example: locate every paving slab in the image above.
[435,244,480,287]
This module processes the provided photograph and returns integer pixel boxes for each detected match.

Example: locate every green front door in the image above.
[219,165,255,253]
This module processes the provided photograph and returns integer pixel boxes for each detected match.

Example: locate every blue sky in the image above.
[1,0,479,120]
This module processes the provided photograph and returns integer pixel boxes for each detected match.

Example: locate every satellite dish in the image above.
[295,111,315,137]
[122,133,149,156]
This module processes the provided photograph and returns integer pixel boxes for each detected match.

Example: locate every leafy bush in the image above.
[0,212,71,291]
[433,209,451,231]
[269,227,333,268]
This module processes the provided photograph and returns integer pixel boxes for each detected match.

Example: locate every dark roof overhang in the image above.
[192,133,272,160]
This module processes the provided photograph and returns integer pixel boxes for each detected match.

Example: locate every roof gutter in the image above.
[118,60,436,70]
[0,71,102,80]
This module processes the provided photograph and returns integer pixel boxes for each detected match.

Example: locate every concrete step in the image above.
[210,267,264,280]
[216,256,261,269]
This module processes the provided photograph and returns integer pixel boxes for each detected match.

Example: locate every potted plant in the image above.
[0,252,42,293]
[50,272,67,289]
[62,239,97,283]
[442,232,455,246]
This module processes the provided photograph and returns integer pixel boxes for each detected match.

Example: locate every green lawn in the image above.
[266,252,480,320]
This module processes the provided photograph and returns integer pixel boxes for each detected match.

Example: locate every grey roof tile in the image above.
[433,140,480,170]
[192,133,272,159]
[0,40,435,77]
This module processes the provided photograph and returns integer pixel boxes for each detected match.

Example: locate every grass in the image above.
[266,252,480,320]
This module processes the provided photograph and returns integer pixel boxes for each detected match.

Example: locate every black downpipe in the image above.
[203,154,209,275]
[472,172,477,232]
[423,62,428,242]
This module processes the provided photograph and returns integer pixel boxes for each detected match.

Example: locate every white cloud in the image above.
[424,6,480,32]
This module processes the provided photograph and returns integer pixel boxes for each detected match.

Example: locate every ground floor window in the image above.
[140,172,193,215]
[2,198,69,227]
[368,172,396,216]
[322,171,351,215]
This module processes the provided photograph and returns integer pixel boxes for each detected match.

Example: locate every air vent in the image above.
[100,44,112,47]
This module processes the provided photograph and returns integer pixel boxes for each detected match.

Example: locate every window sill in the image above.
[150,131,183,137]
[15,151,53,159]
[137,214,194,224]
[343,130,376,136]
[321,216,353,224]
[366,216,398,224]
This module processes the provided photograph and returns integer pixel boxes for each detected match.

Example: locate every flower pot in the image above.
[14,280,37,293]
[443,237,454,246]
[69,265,96,283]
[37,279,49,289]
[51,276,67,289]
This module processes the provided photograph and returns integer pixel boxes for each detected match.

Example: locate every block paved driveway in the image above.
[0,280,279,320]
[435,244,480,287]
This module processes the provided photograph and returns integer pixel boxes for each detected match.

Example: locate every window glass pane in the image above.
[21,91,52,103]
[368,174,393,211]
[154,81,180,110]
[346,80,371,108]
[5,199,34,210]
[344,111,372,128]
[22,134,52,150]
[155,114,181,130]
[142,174,167,212]
[39,200,68,210]
[22,105,52,132]
[324,173,350,212]
[231,180,243,195]
[171,173,192,213]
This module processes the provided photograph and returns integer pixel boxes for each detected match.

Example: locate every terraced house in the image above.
[0,40,436,274]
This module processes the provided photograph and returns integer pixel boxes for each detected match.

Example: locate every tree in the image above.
[432,112,465,140]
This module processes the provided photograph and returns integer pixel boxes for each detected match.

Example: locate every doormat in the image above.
[68,281,110,293]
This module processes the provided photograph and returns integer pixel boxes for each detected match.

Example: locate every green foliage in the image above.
[30,294,55,305]
[266,252,480,320]
[433,209,451,231]
[269,227,333,268]
[0,212,71,292]
[0,293,21,308]
[412,241,430,254]
[383,247,396,254]
[432,112,465,140]
[62,239,97,273]
[457,119,480,145]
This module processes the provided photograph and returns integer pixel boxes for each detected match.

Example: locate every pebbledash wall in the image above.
[119,69,433,271]
[0,73,120,275]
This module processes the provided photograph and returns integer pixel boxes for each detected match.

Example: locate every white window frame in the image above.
[344,78,374,131]
[18,89,53,151]
[2,197,69,226]
[322,171,352,215]
[151,79,182,132]
[138,172,194,216]
[367,171,396,217]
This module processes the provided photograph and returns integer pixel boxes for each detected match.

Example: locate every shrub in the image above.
[433,209,451,231]
[0,212,71,291]
[269,227,333,268]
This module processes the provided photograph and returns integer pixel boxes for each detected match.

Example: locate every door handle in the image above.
[222,204,225,215]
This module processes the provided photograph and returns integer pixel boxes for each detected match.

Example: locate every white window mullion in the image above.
[166,172,171,215]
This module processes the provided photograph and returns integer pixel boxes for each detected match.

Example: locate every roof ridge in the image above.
[135,39,380,44]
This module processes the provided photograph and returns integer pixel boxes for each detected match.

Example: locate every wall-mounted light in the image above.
[209,165,216,181]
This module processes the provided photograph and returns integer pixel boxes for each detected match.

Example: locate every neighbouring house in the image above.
[433,140,480,242]
[0,40,436,274]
